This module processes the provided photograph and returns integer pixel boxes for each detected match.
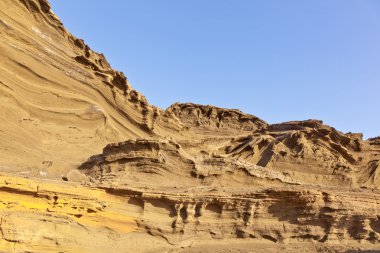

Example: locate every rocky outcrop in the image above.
[131,187,380,245]
[0,1,379,252]
[0,174,142,253]
[1,173,380,253]
[75,118,380,251]
[79,138,299,189]
[224,120,364,187]
[167,103,268,135]
[0,0,181,174]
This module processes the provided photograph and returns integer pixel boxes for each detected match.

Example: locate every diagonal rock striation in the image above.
[0,0,379,252]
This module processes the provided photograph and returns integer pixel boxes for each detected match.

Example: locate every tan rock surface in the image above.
[0,0,379,252]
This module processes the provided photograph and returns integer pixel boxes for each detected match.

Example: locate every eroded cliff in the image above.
[0,0,379,252]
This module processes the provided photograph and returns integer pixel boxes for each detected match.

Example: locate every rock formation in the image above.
[0,0,379,252]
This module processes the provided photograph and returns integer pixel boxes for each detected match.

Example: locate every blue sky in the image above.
[50,0,380,138]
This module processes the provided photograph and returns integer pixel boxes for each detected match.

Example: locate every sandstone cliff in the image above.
[0,0,379,252]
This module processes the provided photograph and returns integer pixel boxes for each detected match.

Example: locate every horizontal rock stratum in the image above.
[0,0,379,252]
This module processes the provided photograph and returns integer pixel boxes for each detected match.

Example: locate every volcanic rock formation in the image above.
[0,0,379,252]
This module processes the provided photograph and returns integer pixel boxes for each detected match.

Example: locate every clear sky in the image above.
[50,0,380,138]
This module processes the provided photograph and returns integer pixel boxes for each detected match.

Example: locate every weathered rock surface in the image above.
[0,0,379,252]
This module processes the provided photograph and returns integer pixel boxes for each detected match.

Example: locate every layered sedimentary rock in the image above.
[77,115,380,252]
[0,0,180,176]
[0,0,379,252]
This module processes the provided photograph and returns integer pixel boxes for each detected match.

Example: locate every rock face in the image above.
[0,0,177,176]
[77,118,380,252]
[0,0,379,252]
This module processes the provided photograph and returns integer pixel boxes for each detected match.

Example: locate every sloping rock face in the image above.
[0,0,179,175]
[0,0,380,252]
